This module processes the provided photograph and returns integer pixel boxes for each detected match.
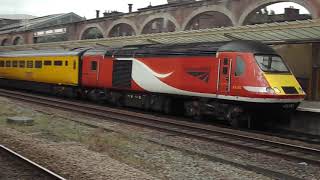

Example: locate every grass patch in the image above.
[0,98,173,178]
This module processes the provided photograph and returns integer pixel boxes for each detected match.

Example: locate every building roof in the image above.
[0,14,36,20]
[0,13,84,34]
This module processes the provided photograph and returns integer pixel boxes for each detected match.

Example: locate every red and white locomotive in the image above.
[80,41,305,126]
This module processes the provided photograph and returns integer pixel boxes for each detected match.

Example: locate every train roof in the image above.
[109,41,277,57]
[218,40,277,55]
[0,48,88,58]
[0,41,277,58]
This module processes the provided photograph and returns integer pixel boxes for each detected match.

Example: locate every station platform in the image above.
[297,101,320,113]
[285,101,320,136]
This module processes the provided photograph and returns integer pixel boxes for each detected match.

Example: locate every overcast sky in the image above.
[0,0,309,19]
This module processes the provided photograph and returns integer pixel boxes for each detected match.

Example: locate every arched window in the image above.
[109,23,135,37]
[185,11,232,30]
[13,37,24,45]
[243,2,311,25]
[1,39,10,46]
[141,18,176,34]
[81,27,104,40]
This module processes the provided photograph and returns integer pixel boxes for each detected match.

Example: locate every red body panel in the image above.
[81,52,304,102]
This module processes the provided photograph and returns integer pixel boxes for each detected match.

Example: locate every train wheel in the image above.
[227,107,251,128]
[229,114,251,128]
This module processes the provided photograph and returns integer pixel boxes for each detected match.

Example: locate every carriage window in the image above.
[235,56,245,76]
[35,61,42,68]
[54,61,62,66]
[44,61,52,66]
[65,61,68,66]
[5,61,11,67]
[19,61,25,68]
[12,61,18,67]
[27,61,33,68]
[0,61,4,67]
[223,58,229,65]
[91,61,97,71]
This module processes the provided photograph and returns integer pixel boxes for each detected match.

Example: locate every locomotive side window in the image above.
[27,61,33,68]
[5,61,11,67]
[54,61,62,66]
[12,61,18,67]
[19,61,25,68]
[35,61,42,68]
[73,61,76,70]
[223,58,229,65]
[91,61,97,71]
[44,61,52,66]
[235,56,245,76]
[0,61,4,67]
[65,61,68,66]
[223,67,228,74]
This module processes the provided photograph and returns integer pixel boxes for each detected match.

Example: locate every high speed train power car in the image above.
[0,41,305,127]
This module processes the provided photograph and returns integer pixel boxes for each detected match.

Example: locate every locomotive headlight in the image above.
[273,87,281,94]
[244,86,276,94]
[266,87,275,94]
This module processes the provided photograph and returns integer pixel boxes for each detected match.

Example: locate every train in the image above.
[0,41,305,127]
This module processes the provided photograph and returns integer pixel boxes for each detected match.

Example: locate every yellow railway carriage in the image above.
[0,50,82,86]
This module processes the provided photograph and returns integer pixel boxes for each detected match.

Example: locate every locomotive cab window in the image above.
[255,55,289,73]
[65,61,68,66]
[19,61,25,68]
[91,61,97,71]
[0,61,4,67]
[235,56,245,76]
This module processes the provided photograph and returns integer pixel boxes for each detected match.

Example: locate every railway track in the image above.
[0,88,320,167]
[260,128,320,145]
[0,145,65,180]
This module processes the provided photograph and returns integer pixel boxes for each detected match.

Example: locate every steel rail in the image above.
[0,145,66,180]
[0,88,320,166]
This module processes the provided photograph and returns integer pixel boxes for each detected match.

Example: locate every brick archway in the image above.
[106,19,138,37]
[139,13,181,34]
[78,24,105,40]
[181,5,236,30]
[12,35,24,45]
[238,0,317,26]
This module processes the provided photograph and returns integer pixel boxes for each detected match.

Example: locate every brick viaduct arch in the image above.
[78,24,105,40]
[238,0,318,26]
[181,5,237,30]
[106,19,138,37]
[12,35,24,45]
[139,13,181,34]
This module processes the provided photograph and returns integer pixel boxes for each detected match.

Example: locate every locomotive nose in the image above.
[264,74,305,95]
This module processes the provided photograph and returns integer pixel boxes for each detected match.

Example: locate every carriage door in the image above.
[83,58,100,86]
[218,56,233,95]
